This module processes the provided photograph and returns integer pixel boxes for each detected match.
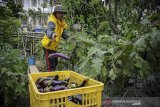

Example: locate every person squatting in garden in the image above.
[41,5,68,71]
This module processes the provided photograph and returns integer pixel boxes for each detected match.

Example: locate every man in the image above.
[42,5,68,71]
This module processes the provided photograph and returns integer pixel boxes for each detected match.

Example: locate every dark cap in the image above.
[54,5,67,14]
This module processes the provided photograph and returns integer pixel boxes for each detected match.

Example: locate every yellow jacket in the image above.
[42,14,67,50]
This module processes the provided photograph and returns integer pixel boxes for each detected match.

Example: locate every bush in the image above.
[0,5,28,106]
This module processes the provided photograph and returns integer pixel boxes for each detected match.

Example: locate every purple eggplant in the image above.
[51,80,68,86]
[78,78,89,88]
[48,53,69,60]
[74,94,82,105]
[40,80,52,88]
[36,84,42,89]
[68,95,82,105]
[36,75,59,83]
[64,87,68,90]
[68,96,74,101]
[50,85,66,91]
[36,77,46,84]
[41,80,48,88]
[38,88,44,92]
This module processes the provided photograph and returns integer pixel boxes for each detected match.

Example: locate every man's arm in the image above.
[45,21,56,39]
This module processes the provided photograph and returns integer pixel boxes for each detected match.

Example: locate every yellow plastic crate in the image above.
[29,71,104,107]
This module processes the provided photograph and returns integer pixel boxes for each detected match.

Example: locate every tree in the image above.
[6,0,23,18]
[61,0,108,38]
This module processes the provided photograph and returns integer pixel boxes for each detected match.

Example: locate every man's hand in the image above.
[52,33,57,40]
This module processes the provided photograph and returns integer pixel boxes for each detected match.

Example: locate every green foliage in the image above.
[58,0,160,97]
[0,6,28,106]
[34,41,44,60]
[0,44,28,106]
[6,0,23,18]
[0,6,21,45]
[61,0,108,37]
[28,9,41,19]
[59,29,160,96]
[0,6,13,19]
[58,6,160,97]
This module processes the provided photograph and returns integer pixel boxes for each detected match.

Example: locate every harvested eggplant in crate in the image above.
[29,71,104,107]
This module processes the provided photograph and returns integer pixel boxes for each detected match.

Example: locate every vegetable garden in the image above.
[0,0,160,107]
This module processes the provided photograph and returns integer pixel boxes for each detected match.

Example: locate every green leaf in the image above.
[109,68,117,80]
[101,66,108,83]
[108,48,114,55]
[21,82,26,86]
[6,71,13,76]
[139,59,151,78]
[114,50,123,59]
[141,18,150,24]
[92,57,103,73]
[88,47,100,57]
[6,81,14,88]
[98,34,110,43]
[134,37,146,51]
[78,36,95,45]
[98,50,107,57]
[123,69,132,76]
[135,59,142,68]
[0,68,7,76]
[79,58,90,70]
